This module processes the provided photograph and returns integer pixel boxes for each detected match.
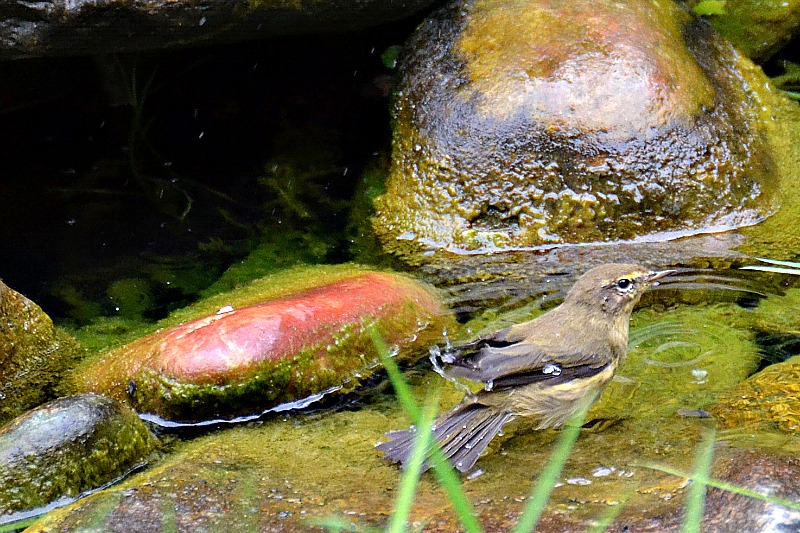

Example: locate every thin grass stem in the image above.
[386,392,440,533]
[586,488,635,533]
[369,326,484,533]
[643,463,800,512]
[512,396,593,533]
[682,429,716,533]
[368,327,421,421]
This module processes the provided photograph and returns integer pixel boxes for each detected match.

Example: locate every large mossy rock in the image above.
[69,265,455,423]
[0,394,156,522]
[0,280,83,425]
[689,0,800,61]
[373,0,794,260]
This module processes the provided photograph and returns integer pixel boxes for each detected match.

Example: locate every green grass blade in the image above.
[586,488,634,533]
[387,391,440,533]
[741,257,800,274]
[512,423,582,532]
[368,326,421,422]
[369,326,484,533]
[311,516,381,533]
[682,430,716,533]
[513,397,593,533]
[752,257,800,268]
[427,446,484,533]
[642,463,800,512]
[0,517,40,532]
[740,265,800,275]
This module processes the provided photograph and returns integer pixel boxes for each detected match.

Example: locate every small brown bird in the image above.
[377,263,675,472]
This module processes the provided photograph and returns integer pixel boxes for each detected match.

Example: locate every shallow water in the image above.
[3,17,800,532]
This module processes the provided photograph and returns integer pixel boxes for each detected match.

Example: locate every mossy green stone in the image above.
[0,394,156,518]
[0,281,84,425]
[713,355,800,432]
[69,265,454,422]
[690,0,800,61]
[374,0,793,260]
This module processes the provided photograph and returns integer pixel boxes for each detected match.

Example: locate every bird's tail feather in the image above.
[376,403,511,473]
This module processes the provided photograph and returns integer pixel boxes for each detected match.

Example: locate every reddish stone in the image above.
[71,269,453,423]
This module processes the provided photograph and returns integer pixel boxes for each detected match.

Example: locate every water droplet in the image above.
[543,363,562,376]
[691,368,708,384]
[485,380,494,391]
[566,477,592,486]
[466,469,484,480]
[592,466,616,477]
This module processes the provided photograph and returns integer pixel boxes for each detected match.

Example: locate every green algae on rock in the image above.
[0,280,84,425]
[0,394,156,522]
[689,0,800,61]
[22,366,749,531]
[69,266,454,423]
[712,355,800,432]
[373,0,791,260]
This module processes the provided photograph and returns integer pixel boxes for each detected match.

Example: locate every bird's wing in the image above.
[440,334,612,390]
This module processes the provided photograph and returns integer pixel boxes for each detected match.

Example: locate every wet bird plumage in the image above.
[377,263,675,473]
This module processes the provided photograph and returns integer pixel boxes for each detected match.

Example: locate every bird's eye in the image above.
[616,278,632,290]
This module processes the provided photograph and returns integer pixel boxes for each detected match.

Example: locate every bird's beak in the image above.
[645,269,677,285]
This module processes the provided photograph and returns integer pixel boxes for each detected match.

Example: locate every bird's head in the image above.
[566,263,675,317]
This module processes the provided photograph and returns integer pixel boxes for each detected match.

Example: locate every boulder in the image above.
[712,354,800,432]
[0,394,156,523]
[69,265,454,423]
[690,0,800,61]
[373,0,794,260]
[0,280,83,424]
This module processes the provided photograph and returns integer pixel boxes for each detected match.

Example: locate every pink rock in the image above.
[71,268,453,423]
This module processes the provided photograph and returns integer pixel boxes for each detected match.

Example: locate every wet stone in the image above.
[689,0,800,61]
[68,265,454,423]
[700,447,800,532]
[0,280,83,425]
[605,445,800,532]
[373,0,794,261]
[0,394,157,523]
[0,0,439,59]
[711,355,800,432]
